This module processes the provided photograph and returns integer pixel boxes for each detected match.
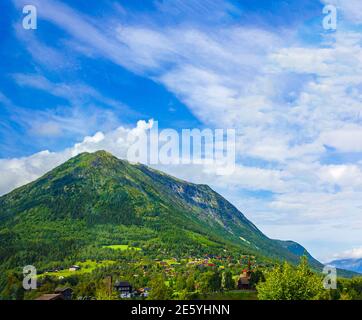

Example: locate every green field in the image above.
[39,260,116,279]
[102,244,142,251]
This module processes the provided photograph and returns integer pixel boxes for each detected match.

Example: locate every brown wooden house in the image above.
[35,294,64,300]
[237,270,251,290]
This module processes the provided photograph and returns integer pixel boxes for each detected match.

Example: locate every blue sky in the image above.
[0,0,327,158]
[0,0,325,158]
[1,0,362,262]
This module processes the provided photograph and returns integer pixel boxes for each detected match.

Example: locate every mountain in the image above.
[0,151,324,286]
[329,258,362,274]
[275,240,320,266]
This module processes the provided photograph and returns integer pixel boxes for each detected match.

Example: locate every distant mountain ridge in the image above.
[0,150,328,284]
[329,258,362,274]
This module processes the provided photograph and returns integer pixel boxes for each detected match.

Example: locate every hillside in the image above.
[0,151,325,291]
[275,240,321,266]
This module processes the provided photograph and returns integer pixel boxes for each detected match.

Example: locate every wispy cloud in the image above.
[14,24,74,71]
[12,73,133,113]
[1,74,134,150]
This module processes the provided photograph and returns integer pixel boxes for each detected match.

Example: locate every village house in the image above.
[69,265,80,272]
[35,288,73,300]
[114,281,133,298]
[54,287,73,300]
[35,294,64,300]
[237,269,251,290]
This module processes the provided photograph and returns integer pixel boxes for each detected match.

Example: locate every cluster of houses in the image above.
[156,257,220,275]
[34,281,151,300]
[35,255,256,300]
[187,259,217,268]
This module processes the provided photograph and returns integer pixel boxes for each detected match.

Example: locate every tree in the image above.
[1,272,24,300]
[210,271,222,292]
[222,271,235,290]
[74,280,96,299]
[175,274,187,291]
[186,273,196,292]
[257,257,326,300]
[198,271,222,294]
[148,275,172,300]
[95,278,119,300]
[249,269,265,289]
[336,277,362,300]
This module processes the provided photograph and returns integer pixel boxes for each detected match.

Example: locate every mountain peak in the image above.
[0,150,324,275]
[69,150,122,169]
[75,150,117,161]
[92,150,115,158]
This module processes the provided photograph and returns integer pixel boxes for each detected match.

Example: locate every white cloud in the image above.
[333,247,362,260]
[319,126,362,153]
[318,164,362,189]
[0,122,139,195]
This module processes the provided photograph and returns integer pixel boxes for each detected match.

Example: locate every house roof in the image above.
[114,281,131,287]
[35,294,64,300]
